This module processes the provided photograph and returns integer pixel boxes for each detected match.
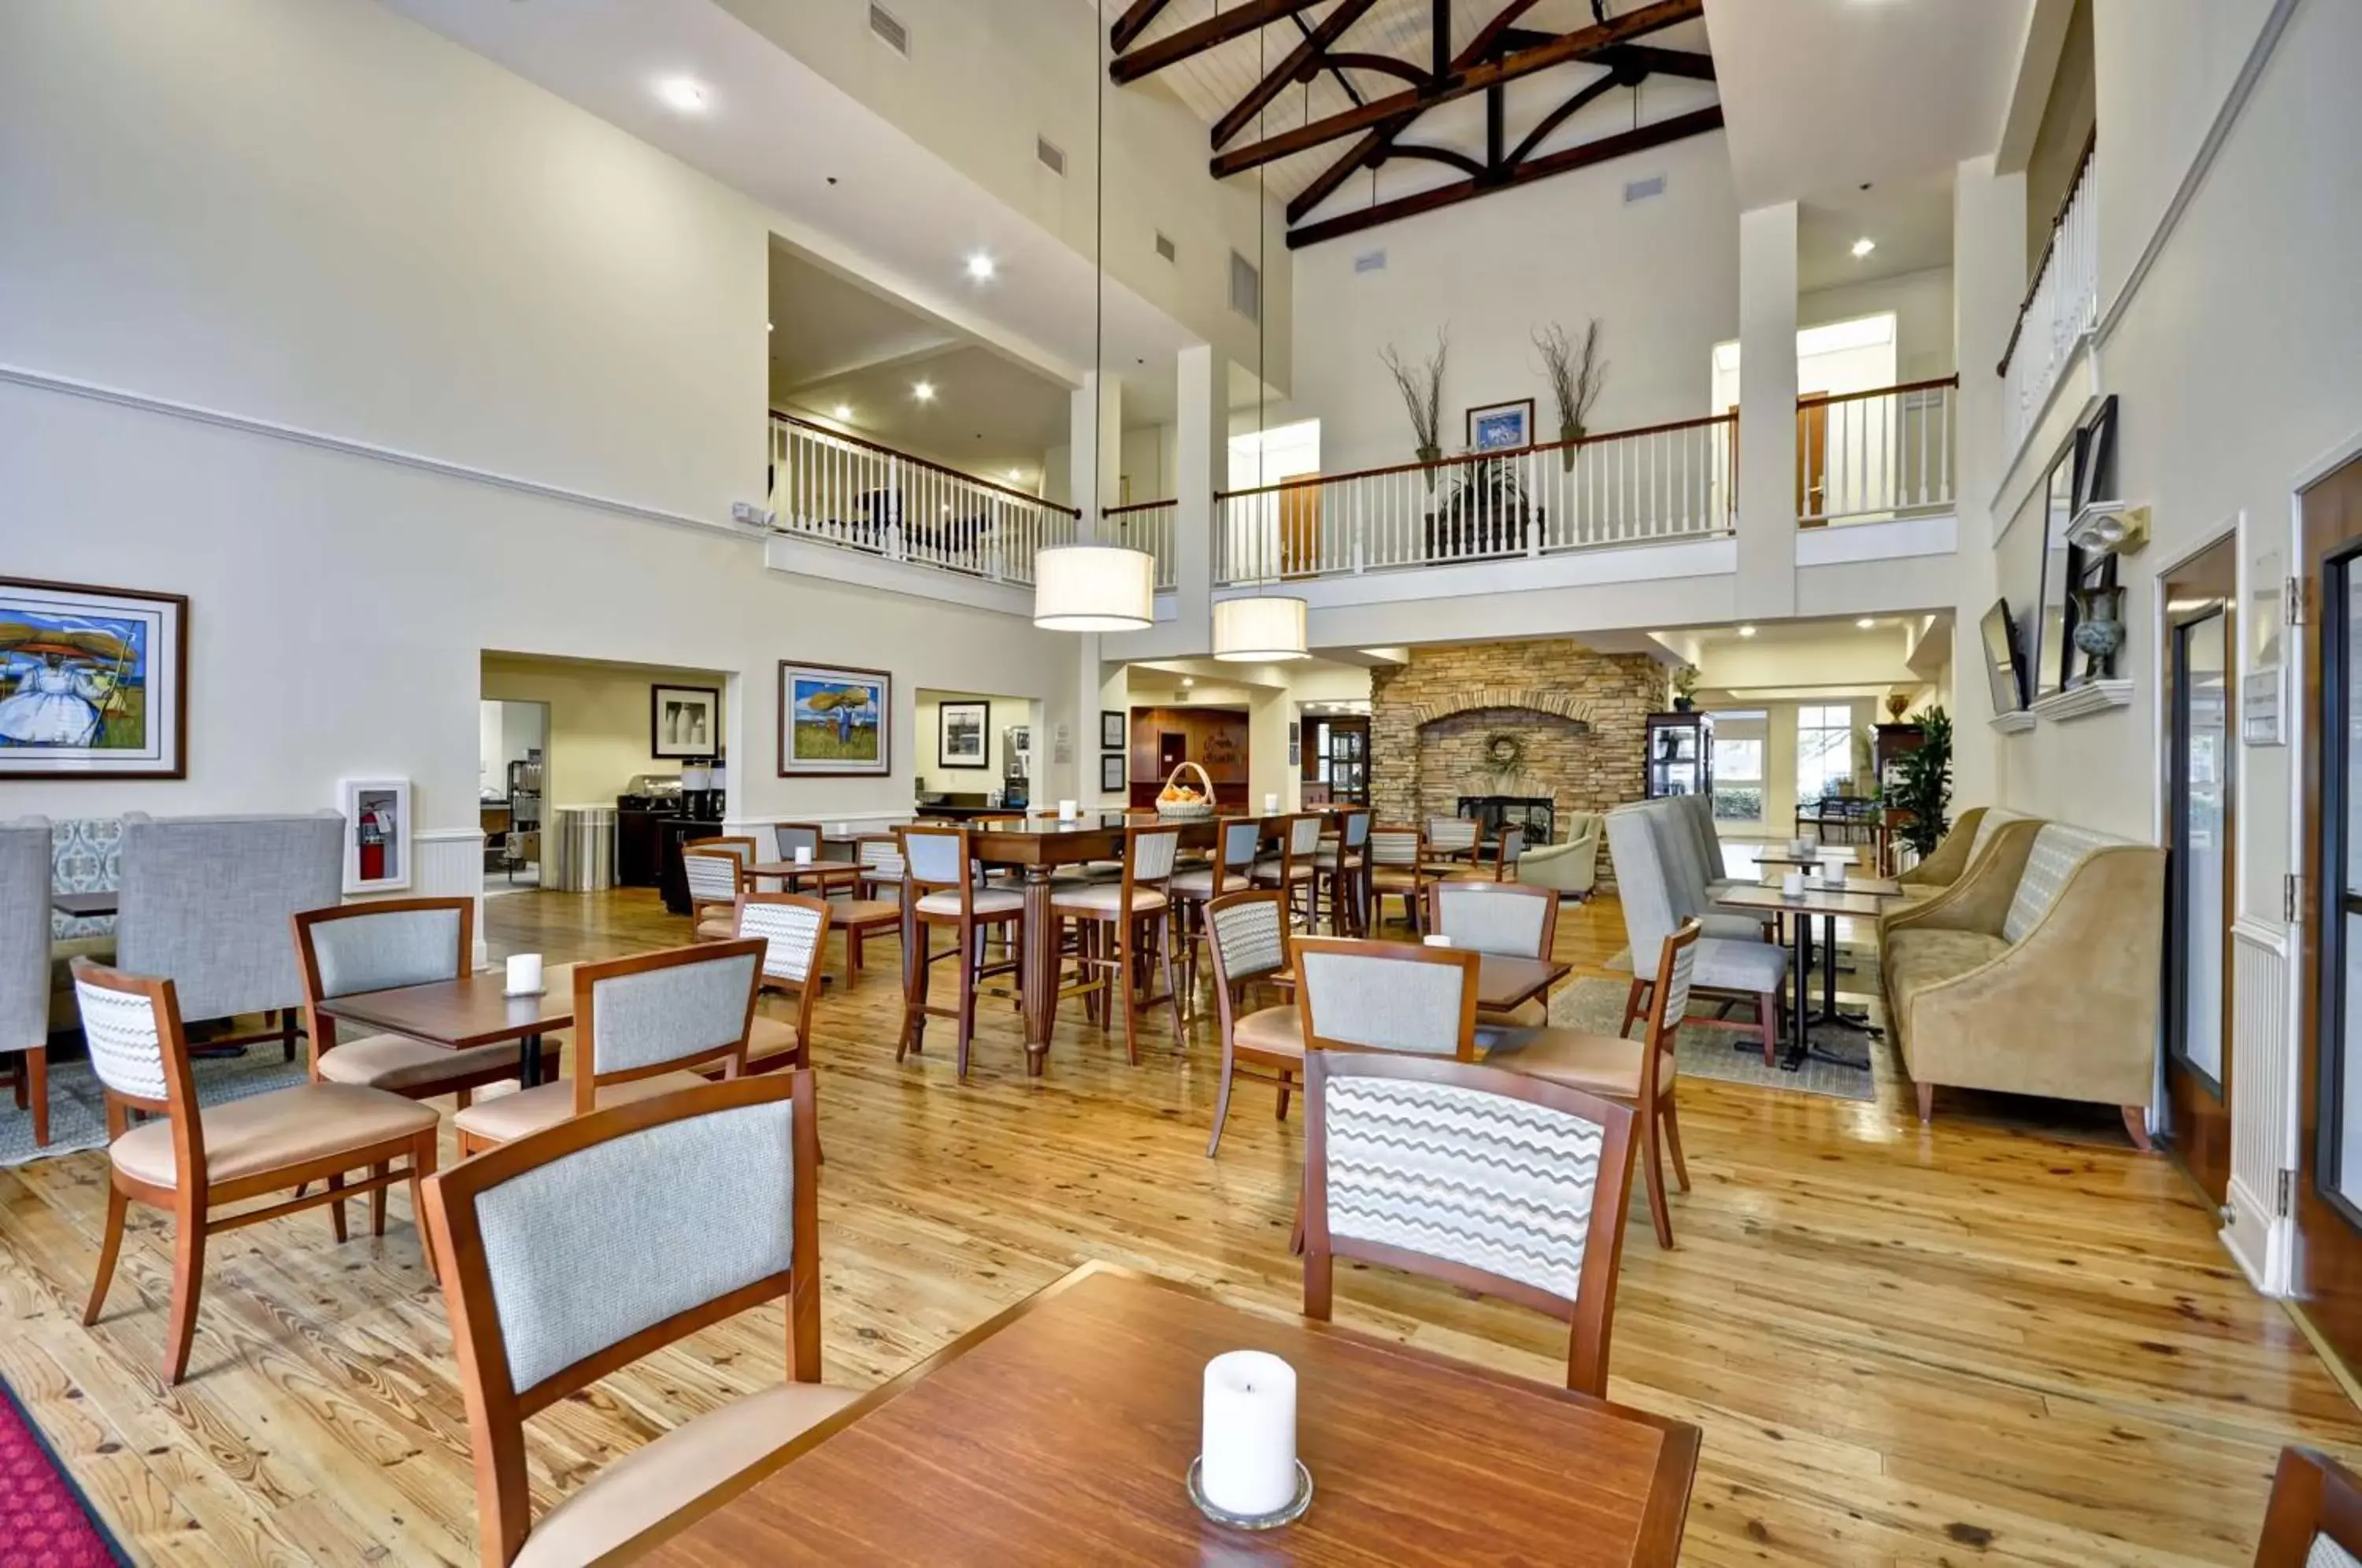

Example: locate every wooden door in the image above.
[1795,398,1829,523]
[2162,535,2238,1207]
[1280,481,1320,576]
[2297,452,2362,1372]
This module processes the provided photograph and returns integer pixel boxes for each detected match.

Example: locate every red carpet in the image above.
[0,1378,129,1568]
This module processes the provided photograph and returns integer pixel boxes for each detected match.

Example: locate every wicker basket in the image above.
[1153,760,1217,820]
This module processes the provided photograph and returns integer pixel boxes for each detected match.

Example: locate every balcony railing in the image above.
[767,412,1077,585]
[1997,133,2097,454]
[1106,497,1179,591]
[1214,413,1735,586]
[1797,377,1958,527]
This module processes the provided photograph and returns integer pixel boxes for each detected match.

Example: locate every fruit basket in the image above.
[1154,761,1217,820]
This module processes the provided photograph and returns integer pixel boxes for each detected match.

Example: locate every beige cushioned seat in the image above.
[1479,1027,1644,1099]
[914,888,1024,917]
[111,1082,438,1189]
[1884,928,2010,1014]
[450,1071,710,1147]
[317,1033,541,1093]
[1231,1006,1303,1058]
[512,1380,863,1568]
[744,1014,802,1067]
[1170,868,1249,897]
[694,914,736,941]
[1251,860,1315,883]
[1051,885,1168,915]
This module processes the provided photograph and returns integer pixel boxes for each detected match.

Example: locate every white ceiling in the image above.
[1797,167,1955,291]
[1703,0,2030,209]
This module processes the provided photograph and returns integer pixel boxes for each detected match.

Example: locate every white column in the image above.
[1175,344,1220,649]
[1735,202,1799,621]
[1069,372,1123,530]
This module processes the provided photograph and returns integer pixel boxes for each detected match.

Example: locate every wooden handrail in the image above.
[1996,128,2097,377]
[1797,375,1960,409]
[1105,497,1177,516]
[770,409,1080,515]
[1214,411,1736,500]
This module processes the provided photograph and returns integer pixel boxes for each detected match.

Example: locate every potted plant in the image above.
[1671,665,1700,712]
[1880,705,1953,860]
[1535,319,1606,472]
[1381,332,1447,490]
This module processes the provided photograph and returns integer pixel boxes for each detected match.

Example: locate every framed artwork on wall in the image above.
[938,699,990,768]
[2031,435,2084,702]
[339,776,412,893]
[1100,753,1127,793]
[779,661,890,776]
[1464,398,1535,453]
[1100,709,1127,752]
[0,575,187,780]
[650,683,720,759]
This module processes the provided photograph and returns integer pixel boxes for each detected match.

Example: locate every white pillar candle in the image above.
[1263,793,1280,814]
[1823,858,1846,885]
[1059,800,1079,821]
[505,952,542,995]
[1782,871,1806,898]
[794,846,813,865]
[1201,1351,1297,1518]
[1422,934,1453,948]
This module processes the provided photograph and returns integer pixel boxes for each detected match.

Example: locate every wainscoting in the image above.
[2227,915,2297,1292]
[412,827,487,967]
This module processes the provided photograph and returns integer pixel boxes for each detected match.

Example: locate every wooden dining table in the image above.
[617,1261,1699,1566]
[313,963,576,1088]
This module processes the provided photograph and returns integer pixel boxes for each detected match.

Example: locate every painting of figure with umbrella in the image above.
[0,577,187,779]
[777,660,890,776]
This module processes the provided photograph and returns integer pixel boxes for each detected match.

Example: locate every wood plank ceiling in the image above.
[1108,0,1723,247]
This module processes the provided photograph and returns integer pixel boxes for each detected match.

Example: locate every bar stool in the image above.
[1052,823,1184,1064]
[896,823,1025,1081]
[1252,813,1325,930]
[1172,817,1263,1021]
[1312,808,1373,935]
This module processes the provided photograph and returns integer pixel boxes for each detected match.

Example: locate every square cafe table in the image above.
[621,1261,1700,1566]
[1716,883,1898,1067]
[313,963,576,1089]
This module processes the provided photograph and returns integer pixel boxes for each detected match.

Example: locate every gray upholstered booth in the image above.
[2,819,51,1145]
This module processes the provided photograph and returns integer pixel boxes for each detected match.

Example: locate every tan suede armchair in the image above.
[1882,805,2030,930]
[1883,819,2165,1144]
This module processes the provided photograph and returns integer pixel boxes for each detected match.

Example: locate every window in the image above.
[1797,704,1857,802]
[1709,712,1764,824]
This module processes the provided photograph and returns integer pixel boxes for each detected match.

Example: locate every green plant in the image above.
[1882,705,1953,860]
[1672,665,1699,701]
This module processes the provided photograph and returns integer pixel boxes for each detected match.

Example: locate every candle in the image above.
[1823,858,1846,885]
[794,845,813,865]
[1059,800,1079,821]
[1263,793,1280,814]
[1201,1351,1297,1518]
[1782,871,1806,899]
[1422,934,1453,948]
[833,823,850,838]
[505,953,542,996]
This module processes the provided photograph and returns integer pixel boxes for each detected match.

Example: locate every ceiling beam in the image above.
[1213,0,1381,146]
[1388,143,1490,180]
[1597,43,1716,80]
[1287,103,1724,249]
[1110,0,1336,84]
[1216,0,1702,177]
[1504,70,1621,167]
[1324,50,1427,84]
[1107,0,1177,54]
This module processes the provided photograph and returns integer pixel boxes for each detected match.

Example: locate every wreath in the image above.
[1483,732,1526,777]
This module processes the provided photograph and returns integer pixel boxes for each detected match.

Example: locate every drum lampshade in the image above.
[1033,545,1154,633]
[1212,596,1308,661]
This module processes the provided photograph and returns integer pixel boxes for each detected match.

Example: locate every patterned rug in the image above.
[0,1376,131,1566]
[0,1046,312,1168]
[1549,976,1880,1102]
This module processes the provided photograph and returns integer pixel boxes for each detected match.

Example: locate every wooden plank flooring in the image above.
[2,886,2356,1565]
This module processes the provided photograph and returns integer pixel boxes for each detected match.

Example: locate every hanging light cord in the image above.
[1090,11,1106,541]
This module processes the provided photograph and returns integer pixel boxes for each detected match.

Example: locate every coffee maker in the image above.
[1001,727,1031,811]
[679,760,727,821]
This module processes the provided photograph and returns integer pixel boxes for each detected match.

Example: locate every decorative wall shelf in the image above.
[1989,709,2037,734]
[2031,680,2134,723]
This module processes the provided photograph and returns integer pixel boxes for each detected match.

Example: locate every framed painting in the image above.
[938,699,990,769]
[0,575,187,779]
[339,776,412,894]
[1100,753,1127,793]
[1465,398,1535,453]
[779,661,890,777]
[1101,709,1127,752]
[651,683,720,759]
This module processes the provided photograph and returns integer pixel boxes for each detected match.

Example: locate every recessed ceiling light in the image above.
[765,321,774,333]
[913,381,936,402]
[831,403,851,420]
[1180,676,1194,687]
[1857,617,1876,629]
[1006,469,1024,482]
[655,76,708,113]
[965,253,996,281]
[1850,237,1876,259]
[1737,624,1757,638]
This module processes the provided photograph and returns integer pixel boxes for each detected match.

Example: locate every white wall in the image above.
[480,657,725,810]
[913,688,1036,792]
[1289,131,1739,476]
[1800,267,1958,381]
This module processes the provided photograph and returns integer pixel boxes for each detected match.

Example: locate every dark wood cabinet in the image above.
[1646,712,1712,799]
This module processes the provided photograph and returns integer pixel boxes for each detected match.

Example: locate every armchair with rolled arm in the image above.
[1521,812,1602,899]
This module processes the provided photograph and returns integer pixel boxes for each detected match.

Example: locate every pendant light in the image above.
[1212,17,1307,663]
[1034,13,1152,634]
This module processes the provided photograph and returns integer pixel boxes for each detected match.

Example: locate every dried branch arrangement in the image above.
[1535,319,1608,451]
[1380,330,1448,466]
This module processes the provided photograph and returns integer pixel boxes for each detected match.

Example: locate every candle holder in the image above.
[1185,1457,1313,1531]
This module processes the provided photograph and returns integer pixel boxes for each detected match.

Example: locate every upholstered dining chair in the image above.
[1172,817,1263,1019]
[1,817,50,1148]
[72,960,441,1384]
[1425,880,1561,1023]
[1423,815,1480,865]
[1608,805,1787,1065]
[772,822,859,897]
[2252,1447,2362,1566]
[896,823,1025,1080]
[451,941,763,1156]
[1301,1051,1638,1397]
[732,893,830,1074]
[1312,808,1374,935]
[1204,888,1302,1156]
[420,1074,856,1568]
[854,834,905,901]
[1292,937,1483,1061]
[1365,826,1426,933]
[1053,822,1184,1064]
[1252,813,1327,930]
[684,838,758,940]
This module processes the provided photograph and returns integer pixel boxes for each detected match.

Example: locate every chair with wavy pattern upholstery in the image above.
[2252,1446,2362,1566]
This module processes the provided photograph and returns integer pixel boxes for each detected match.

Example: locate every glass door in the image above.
[2162,535,2234,1204]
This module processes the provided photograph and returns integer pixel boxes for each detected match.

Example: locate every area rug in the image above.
[0,1048,311,1169]
[1549,976,1879,1102]
[0,1376,133,1566]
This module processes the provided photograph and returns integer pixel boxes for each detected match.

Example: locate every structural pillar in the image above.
[1069,372,1123,529]
[1174,344,1220,650]
[1735,202,1799,621]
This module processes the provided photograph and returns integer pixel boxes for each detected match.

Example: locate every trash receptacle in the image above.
[549,806,616,892]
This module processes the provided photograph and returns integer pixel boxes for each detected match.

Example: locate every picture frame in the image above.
[0,575,187,780]
[650,683,720,759]
[1100,753,1127,793]
[1464,398,1535,453]
[1100,709,1127,752]
[2031,435,2082,702]
[2073,394,2119,513]
[938,699,990,769]
[779,661,890,777]
[339,777,413,894]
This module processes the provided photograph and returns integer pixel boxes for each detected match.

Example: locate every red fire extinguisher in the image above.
[357,807,388,882]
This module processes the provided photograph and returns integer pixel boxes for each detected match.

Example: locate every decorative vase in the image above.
[1416,443,1441,493]
[1672,696,1694,713]
[1885,693,1910,722]
[2072,586,2126,680]
[1559,422,1583,472]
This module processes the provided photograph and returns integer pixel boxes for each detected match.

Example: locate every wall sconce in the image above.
[2067,501,2150,556]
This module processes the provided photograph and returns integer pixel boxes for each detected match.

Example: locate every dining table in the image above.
[617,1260,1700,1566]
[313,963,576,1089]
[50,890,117,919]
[745,859,862,895]
[1716,882,1900,1067]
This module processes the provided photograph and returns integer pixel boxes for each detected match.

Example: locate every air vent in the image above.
[1623,173,1666,204]
[1035,135,1067,177]
[1353,248,1387,274]
[867,2,909,56]
[1154,231,1177,263]
[1229,250,1261,323]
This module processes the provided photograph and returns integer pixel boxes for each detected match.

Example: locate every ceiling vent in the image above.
[867,3,910,56]
[1035,135,1067,177]
[1623,173,1666,204]
[1154,231,1177,263]
[1229,251,1261,323]
[1353,248,1387,274]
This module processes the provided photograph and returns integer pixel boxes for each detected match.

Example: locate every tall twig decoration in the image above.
[1380,330,1448,486]
[1535,319,1607,470]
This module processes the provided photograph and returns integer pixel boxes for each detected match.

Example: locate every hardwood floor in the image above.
[2,886,2356,1565]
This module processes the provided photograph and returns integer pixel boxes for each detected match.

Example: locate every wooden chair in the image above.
[1172,817,1263,1020]
[771,822,861,897]
[1252,812,1326,930]
[732,893,829,1073]
[896,823,1025,1080]
[1366,826,1426,933]
[1424,815,1480,864]
[684,837,757,940]
[420,1074,856,1568]
[293,897,557,1115]
[72,960,441,1384]
[1053,822,1185,1064]
[1462,823,1525,882]
[1204,889,1303,1156]
[2253,1447,2362,1566]
[451,941,762,1157]
[1312,808,1374,935]
[1424,879,1562,1023]
[1292,936,1483,1062]
[854,834,905,900]
[1301,1049,1639,1397]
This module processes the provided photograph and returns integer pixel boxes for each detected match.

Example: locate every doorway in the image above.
[2162,536,2237,1206]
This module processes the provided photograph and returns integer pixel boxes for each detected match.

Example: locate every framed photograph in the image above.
[779,661,890,777]
[0,575,187,779]
[1100,753,1127,793]
[938,699,990,769]
[339,776,413,893]
[1464,398,1535,453]
[650,683,720,759]
[2031,438,2082,702]
[1009,724,1031,757]
[1100,709,1127,752]
[2073,394,2119,512]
